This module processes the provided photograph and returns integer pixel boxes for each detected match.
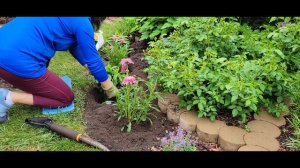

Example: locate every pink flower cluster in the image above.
[112,35,126,44]
[120,58,134,73]
[122,76,137,85]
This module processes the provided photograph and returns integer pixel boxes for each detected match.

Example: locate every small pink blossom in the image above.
[120,58,134,66]
[112,35,119,41]
[120,58,134,73]
[119,39,126,44]
[122,76,137,85]
[121,65,127,73]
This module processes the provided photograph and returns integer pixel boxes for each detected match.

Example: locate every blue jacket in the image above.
[0,17,108,82]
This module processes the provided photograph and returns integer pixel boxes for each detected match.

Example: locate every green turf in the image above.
[101,17,137,40]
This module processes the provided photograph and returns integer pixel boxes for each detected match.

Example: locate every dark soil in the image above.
[85,93,175,151]
[84,34,176,151]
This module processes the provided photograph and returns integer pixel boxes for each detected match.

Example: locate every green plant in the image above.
[101,34,133,66]
[116,77,158,132]
[145,17,293,122]
[132,17,188,41]
[105,63,126,87]
[286,72,300,150]
[286,112,300,150]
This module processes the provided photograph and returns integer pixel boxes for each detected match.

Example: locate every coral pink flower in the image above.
[122,76,137,85]
[121,65,127,73]
[120,58,134,73]
[120,58,134,66]
[119,39,126,44]
[112,35,119,41]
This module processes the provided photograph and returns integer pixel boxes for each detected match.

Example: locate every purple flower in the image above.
[161,127,197,151]
[161,137,169,145]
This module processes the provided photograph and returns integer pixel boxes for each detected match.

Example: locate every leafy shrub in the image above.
[132,17,188,41]
[145,17,294,122]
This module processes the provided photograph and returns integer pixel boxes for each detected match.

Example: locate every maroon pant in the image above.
[0,68,74,108]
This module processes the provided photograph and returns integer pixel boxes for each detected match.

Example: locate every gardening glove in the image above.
[95,31,104,51]
[102,84,118,99]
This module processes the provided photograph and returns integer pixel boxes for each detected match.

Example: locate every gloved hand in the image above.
[95,31,104,51]
[102,84,118,99]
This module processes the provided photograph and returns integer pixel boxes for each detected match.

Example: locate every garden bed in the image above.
[83,35,176,151]
[83,33,295,151]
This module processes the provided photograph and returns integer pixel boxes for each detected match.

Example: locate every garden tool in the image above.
[25,117,110,151]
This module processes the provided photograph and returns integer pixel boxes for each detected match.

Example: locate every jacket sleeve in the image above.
[70,19,108,83]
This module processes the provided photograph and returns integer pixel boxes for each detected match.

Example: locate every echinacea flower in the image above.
[122,76,137,85]
[120,58,134,73]
[120,58,134,66]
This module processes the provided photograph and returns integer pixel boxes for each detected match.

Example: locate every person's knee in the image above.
[61,91,74,107]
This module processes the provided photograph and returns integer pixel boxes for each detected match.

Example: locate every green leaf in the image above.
[126,122,132,132]
[267,33,274,39]
[193,100,199,105]
[187,104,192,111]
[225,84,233,90]
[231,95,238,103]
[245,100,251,107]
[277,96,283,103]
[292,45,299,52]
[161,22,172,29]
[216,57,227,63]
[270,17,277,23]
[232,109,238,117]
[210,115,216,121]
[225,95,231,106]
[198,103,204,111]
[249,104,257,111]
[259,84,266,92]
[197,90,202,97]
[178,90,185,96]
[228,105,236,109]
[149,30,161,40]
[274,49,285,59]
[198,111,204,118]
